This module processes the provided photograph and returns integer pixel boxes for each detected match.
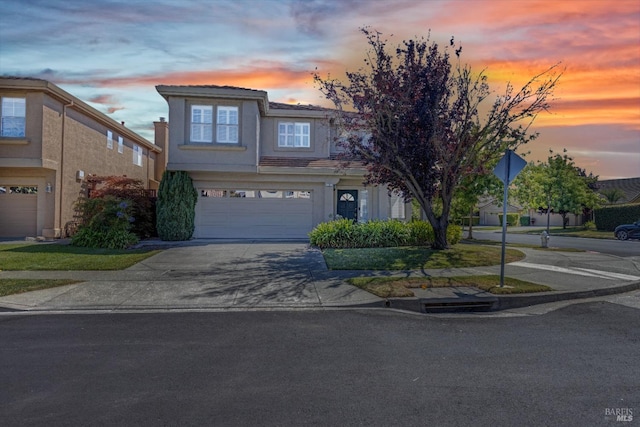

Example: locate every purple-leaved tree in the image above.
[314,28,561,249]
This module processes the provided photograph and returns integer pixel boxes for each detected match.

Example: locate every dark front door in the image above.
[337,190,358,221]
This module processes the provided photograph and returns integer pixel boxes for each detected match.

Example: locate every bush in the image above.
[309,219,461,249]
[520,216,530,226]
[583,220,596,230]
[408,220,434,245]
[594,204,640,231]
[71,197,139,249]
[447,224,462,245]
[156,171,198,241]
[498,213,520,226]
[85,176,156,238]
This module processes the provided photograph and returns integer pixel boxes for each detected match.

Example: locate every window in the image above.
[133,144,142,166]
[191,105,213,142]
[200,189,311,199]
[278,122,310,147]
[1,97,26,137]
[217,106,238,143]
[107,130,113,149]
[390,193,405,220]
[118,136,123,153]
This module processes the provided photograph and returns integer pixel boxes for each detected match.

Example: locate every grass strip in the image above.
[323,244,525,270]
[0,244,161,271]
[348,275,552,298]
[463,239,585,252]
[0,279,82,297]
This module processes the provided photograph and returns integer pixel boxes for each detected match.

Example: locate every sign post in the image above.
[493,149,527,287]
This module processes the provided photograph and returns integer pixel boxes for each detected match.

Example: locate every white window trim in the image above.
[278,122,310,148]
[191,105,213,143]
[117,136,123,153]
[216,106,239,144]
[1,97,26,138]
[107,130,113,149]
[133,144,142,166]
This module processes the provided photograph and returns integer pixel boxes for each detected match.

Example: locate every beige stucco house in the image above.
[156,84,409,239]
[0,77,166,238]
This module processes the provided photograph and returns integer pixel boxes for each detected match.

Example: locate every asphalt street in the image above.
[1,302,638,427]
[472,229,640,257]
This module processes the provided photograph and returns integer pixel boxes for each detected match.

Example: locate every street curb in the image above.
[382,280,640,314]
[495,280,640,310]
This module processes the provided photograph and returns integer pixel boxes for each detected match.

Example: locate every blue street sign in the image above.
[494,150,527,185]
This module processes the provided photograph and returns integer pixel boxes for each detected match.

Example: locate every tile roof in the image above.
[259,156,364,169]
[598,177,640,204]
[268,102,334,112]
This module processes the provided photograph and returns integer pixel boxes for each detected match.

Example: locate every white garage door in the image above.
[195,190,313,239]
[0,186,38,237]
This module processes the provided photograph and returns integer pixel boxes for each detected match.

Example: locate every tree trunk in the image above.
[432,222,449,250]
[467,206,474,239]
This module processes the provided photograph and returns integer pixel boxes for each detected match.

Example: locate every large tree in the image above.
[315,28,561,249]
[512,150,601,230]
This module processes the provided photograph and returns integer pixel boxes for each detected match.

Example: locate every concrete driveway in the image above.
[0,241,381,311]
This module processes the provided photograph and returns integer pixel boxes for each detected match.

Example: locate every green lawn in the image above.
[518,227,614,239]
[0,243,161,270]
[0,279,82,297]
[348,275,552,297]
[322,243,525,270]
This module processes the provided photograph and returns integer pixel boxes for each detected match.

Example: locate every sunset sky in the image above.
[1,0,638,179]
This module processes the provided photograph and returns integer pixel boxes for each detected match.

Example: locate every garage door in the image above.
[0,186,38,237]
[195,190,313,239]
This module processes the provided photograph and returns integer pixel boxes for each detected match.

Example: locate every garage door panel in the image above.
[196,195,312,238]
[0,192,37,237]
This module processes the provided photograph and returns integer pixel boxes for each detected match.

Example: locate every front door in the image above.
[337,190,358,221]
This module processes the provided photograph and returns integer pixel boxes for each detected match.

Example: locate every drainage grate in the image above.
[422,300,495,313]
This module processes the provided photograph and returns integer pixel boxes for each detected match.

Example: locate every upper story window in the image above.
[278,122,310,148]
[133,144,142,166]
[217,106,238,143]
[191,105,213,142]
[1,97,26,137]
[107,130,113,149]
[117,136,123,153]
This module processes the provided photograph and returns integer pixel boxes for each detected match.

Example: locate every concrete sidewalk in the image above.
[1,240,639,313]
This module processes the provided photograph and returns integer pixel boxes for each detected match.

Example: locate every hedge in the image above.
[594,204,640,231]
[308,219,462,249]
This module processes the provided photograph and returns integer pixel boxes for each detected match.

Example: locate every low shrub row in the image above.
[594,204,640,231]
[309,219,462,249]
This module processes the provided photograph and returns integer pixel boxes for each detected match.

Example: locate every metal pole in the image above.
[499,150,511,288]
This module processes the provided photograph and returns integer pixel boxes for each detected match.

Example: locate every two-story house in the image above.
[156,84,409,239]
[0,77,166,239]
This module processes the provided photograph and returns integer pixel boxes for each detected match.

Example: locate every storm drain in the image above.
[422,299,496,313]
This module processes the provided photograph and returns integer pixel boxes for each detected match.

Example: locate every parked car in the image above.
[614,220,640,240]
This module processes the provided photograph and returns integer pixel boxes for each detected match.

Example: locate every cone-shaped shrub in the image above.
[156,171,198,241]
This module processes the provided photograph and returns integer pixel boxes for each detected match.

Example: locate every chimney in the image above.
[153,117,169,182]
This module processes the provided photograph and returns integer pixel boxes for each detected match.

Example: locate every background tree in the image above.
[512,150,601,231]
[156,171,198,241]
[600,188,626,204]
[315,28,561,249]
[451,172,503,239]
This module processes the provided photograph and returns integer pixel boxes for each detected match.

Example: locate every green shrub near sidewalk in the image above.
[309,219,461,249]
[71,197,139,249]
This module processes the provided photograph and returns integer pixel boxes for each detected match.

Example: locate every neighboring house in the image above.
[0,77,166,239]
[477,198,523,226]
[597,177,640,204]
[155,84,409,239]
[477,197,582,227]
